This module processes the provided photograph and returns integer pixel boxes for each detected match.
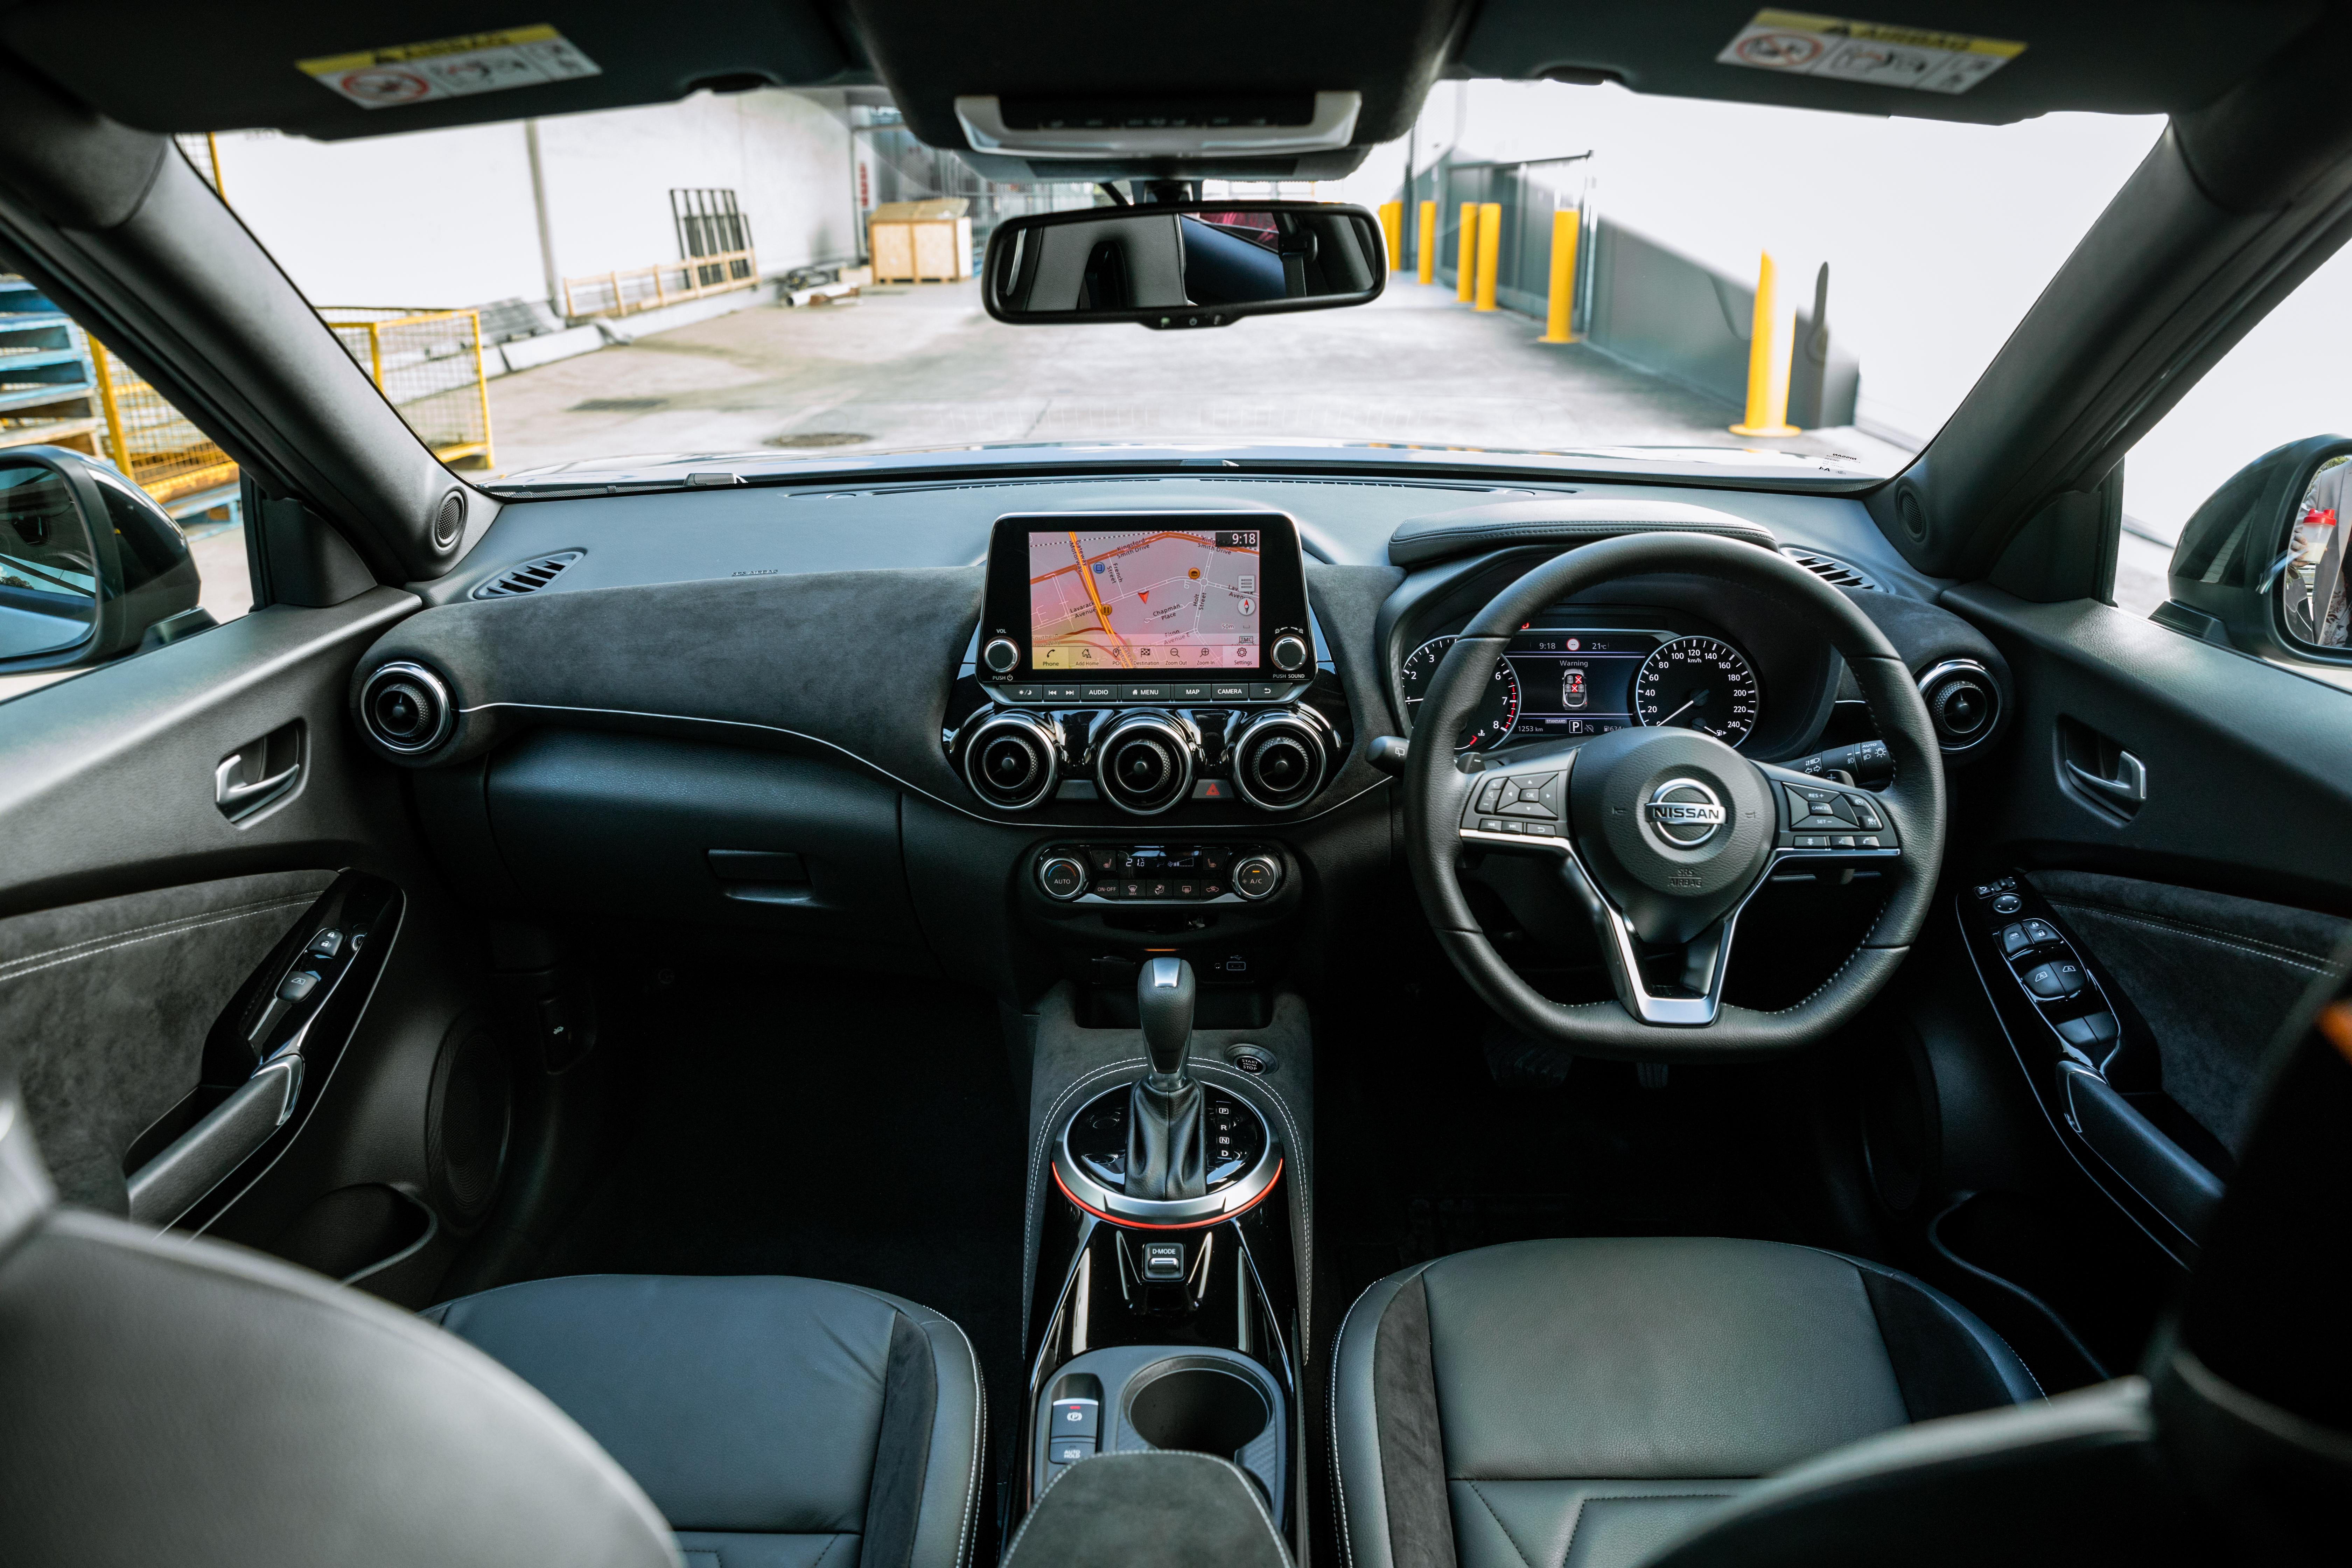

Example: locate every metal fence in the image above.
[318,307,493,469]
[1404,153,1594,321]
[559,249,760,320]
[89,339,239,507]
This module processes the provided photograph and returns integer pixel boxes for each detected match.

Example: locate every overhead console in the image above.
[950,512,1347,816]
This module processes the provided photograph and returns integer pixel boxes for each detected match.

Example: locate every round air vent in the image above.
[359,660,455,756]
[431,490,468,551]
[426,1020,512,1225]
[1917,659,2000,754]
[961,710,1060,809]
[1230,708,1331,812]
[1094,712,1196,816]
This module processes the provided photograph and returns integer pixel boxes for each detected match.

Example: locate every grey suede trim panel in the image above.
[2028,869,2350,1152]
[0,871,333,1214]
[859,1311,937,1568]
[1372,1275,1459,1568]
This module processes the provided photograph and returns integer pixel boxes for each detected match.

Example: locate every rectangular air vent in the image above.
[1781,548,1879,591]
[472,551,583,600]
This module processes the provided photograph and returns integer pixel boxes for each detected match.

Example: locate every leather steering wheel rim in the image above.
[1402,531,1947,1058]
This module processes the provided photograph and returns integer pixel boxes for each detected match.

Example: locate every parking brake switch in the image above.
[1046,1398,1099,1468]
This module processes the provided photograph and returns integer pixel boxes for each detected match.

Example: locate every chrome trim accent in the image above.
[1052,1084,1282,1225]
[982,636,1021,674]
[1231,854,1283,902]
[1916,658,2000,755]
[1228,706,1332,812]
[1093,710,1198,817]
[1644,777,1726,845]
[359,661,455,755]
[962,709,1062,810]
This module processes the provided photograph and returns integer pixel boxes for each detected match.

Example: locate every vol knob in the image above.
[1270,634,1308,672]
[982,637,1021,674]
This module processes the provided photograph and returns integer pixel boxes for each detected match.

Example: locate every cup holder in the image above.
[1127,1364,1270,1457]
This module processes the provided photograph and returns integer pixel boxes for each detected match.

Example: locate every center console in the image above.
[1022,958,1299,1531]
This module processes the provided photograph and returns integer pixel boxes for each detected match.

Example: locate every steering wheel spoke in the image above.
[1758,761,1903,860]
[1552,832,1755,1025]
[1453,741,1581,854]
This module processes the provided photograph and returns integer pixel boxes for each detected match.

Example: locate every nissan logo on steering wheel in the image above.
[1645,778,1727,847]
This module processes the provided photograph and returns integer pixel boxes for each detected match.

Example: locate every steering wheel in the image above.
[1403,532,1946,1057]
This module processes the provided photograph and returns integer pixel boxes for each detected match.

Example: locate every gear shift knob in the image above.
[1137,957,1197,1085]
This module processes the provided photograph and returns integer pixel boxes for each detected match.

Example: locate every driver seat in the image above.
[1330,1237,2038,1568]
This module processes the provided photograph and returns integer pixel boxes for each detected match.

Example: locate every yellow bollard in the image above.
[1416,200,1437,285]
[1474,202,1502,311]
[1455,202,1478,301]
[1540,209,1578,343]
[1378,200,1404,272]
[1731,250,1800,436]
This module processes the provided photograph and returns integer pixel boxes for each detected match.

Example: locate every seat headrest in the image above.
[2149,976,2352,1561]
[0,1077,58,1262]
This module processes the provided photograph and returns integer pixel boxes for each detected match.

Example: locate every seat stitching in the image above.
[1461,1479,1538,1568]
[1329,1282,1374,1568]
[946,1311,985,1568]
[807,1533,846,1568]
[1815,1248,2049,1404]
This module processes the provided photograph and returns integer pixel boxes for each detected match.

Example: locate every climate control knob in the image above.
[981,636,1021,674]
[1094,712,1196,816]
[1270,634,1309,673]
[1233,854,1282,901]
[1037,855,1088,901]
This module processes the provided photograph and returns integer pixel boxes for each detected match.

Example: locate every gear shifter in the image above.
[1125,957,1206,1201]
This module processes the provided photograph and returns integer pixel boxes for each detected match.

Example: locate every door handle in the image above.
[215,754,300,815]
[2064,749,2147,805]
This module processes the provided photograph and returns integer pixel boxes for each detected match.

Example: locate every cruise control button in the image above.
[1476,779,1507,813]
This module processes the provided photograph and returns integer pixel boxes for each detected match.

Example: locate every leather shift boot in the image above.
[1124,1078,1206,1201]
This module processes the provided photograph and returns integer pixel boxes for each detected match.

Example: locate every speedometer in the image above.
[1399,635,1520,751]
[1634,636,1760,747]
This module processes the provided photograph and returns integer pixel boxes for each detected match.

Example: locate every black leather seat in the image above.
[0,1061,981,1568]
[1331,1237,2040,1568]
[427,1274,983,1568]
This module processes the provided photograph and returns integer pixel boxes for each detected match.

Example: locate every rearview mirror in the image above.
[982,201,1386,329]
[0,445,206,674]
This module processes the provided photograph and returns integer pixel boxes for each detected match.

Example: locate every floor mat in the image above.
[535,961,1028,1459]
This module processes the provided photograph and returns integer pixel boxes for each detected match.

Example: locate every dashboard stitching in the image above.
[461,701,1391,829]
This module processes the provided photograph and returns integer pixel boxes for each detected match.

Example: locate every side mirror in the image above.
[982,201,1386,329]
[0,444,206,674]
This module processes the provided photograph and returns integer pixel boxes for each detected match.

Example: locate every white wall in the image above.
[1339,81,2164,447]
[211,88,855,310]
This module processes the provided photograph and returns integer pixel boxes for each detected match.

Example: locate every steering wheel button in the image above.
[1525,822,1556,837]
[1500,820,1525,834]
[1858,835,1881,848]
[1795,835,1826,848]
[1480,818,1505,832]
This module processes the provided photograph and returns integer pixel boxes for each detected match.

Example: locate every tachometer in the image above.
[1399,635,1520,751]
[1635,636,1759,747]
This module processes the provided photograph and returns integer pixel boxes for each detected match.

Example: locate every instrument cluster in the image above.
[1396,621,1764,755]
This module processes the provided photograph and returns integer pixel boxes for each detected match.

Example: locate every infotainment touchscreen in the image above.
[1028,527,1262,672]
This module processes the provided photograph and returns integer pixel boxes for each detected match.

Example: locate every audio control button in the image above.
[982,637,1021,674]
[1270,634,1308,672]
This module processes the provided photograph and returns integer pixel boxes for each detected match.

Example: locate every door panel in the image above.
[0,869,330,1210]
[0,588,495,1298]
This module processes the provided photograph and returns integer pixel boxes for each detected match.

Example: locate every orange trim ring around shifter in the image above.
[1051,1157,1284,1230]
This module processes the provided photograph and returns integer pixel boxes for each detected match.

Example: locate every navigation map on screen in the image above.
[1028,528,1261,672]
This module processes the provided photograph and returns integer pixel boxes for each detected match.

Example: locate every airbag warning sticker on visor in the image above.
[298,24,601,110]
[1717,9,2023,94]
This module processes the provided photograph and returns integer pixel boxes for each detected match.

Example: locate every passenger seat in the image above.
[428,1274,984,1568]
[0,1055,982,1568]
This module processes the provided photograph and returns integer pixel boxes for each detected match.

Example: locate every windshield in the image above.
[198,80,2161,486]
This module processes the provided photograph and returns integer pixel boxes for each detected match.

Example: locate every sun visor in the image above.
[0,1,854,139]
[1460,0,2324,125]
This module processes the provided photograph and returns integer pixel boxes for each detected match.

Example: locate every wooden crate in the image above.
[868,200,972,283]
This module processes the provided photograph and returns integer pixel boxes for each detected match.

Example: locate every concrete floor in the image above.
[481,278,1885,476]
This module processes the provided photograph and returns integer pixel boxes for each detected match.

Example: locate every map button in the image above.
[1177,684,1212,702]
